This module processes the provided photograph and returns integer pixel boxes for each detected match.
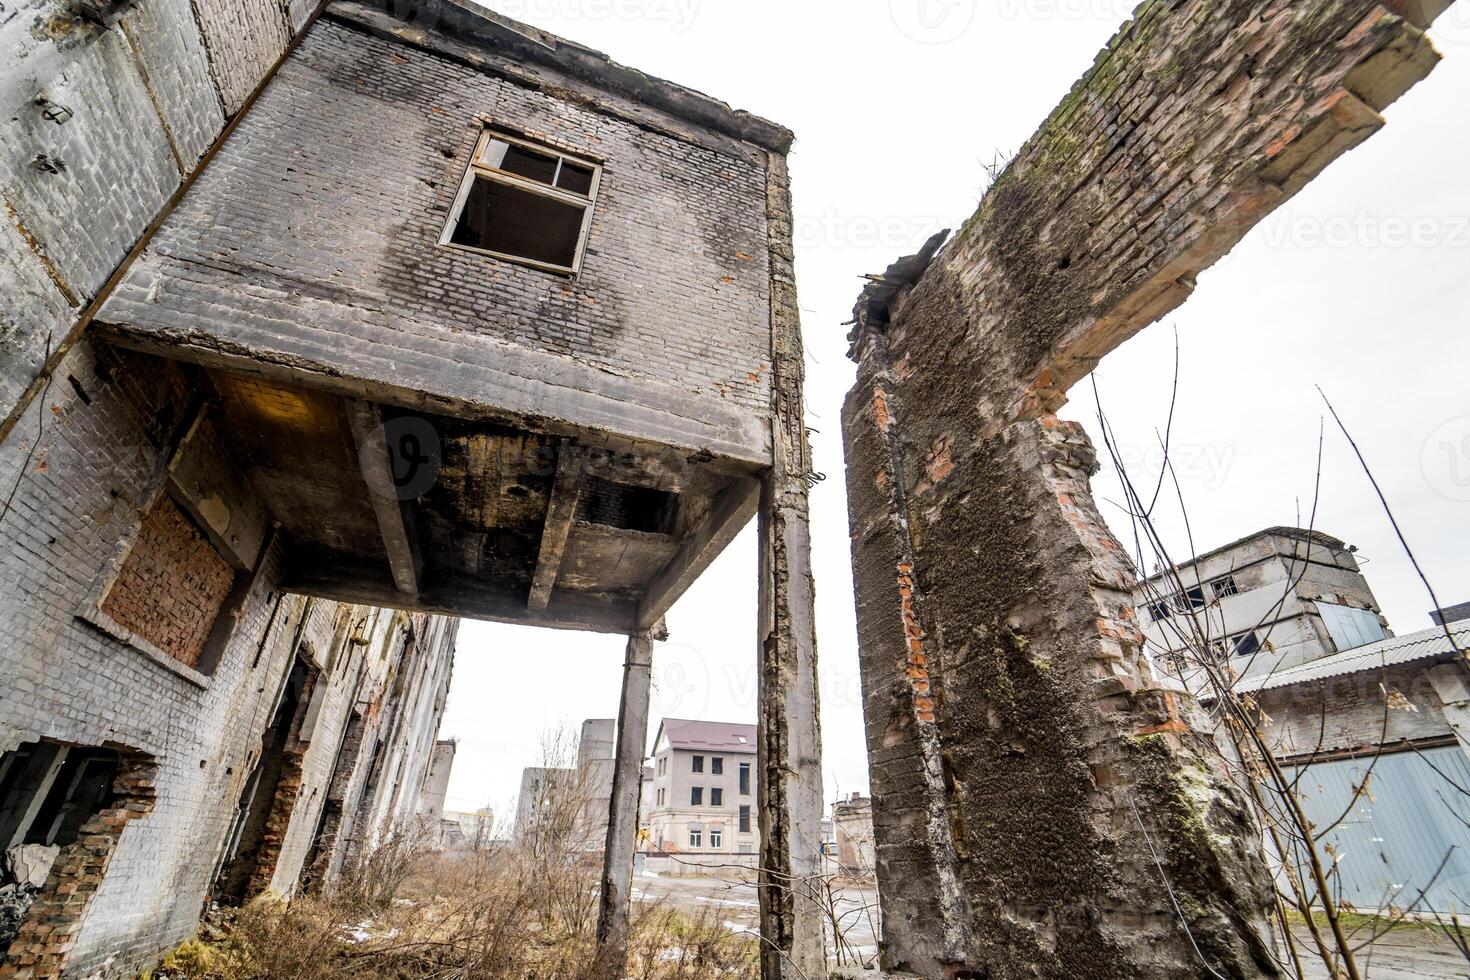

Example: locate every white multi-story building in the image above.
[645,719,759,860]
[1133,526,1390,687]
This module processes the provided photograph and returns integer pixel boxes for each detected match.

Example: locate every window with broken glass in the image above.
[442,129,601,275]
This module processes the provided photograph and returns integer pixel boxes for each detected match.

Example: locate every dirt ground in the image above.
[634,871,1469,978]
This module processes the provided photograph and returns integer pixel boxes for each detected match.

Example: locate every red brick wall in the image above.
[0,755,157,980]
[101,497,236,668]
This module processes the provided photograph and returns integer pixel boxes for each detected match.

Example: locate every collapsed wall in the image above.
[841,1,1449,977]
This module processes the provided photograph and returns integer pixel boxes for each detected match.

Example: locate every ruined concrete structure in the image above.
[843,1,1454,977]
[3,0,822,974]
[1137,527,1391,685]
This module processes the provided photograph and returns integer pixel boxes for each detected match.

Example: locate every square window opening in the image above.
[443,130,600,275]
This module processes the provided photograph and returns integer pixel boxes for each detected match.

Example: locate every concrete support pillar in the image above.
[757,477,826,980]
[592,629,654,979]
[757,151,826,980]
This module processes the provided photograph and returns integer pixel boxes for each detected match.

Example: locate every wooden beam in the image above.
[636,476,759,630]
[345,398,424,596]
[528,440,586,612]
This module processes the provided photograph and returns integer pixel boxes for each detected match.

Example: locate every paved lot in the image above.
[636,872,1469,978]
[1296,927,1468,979]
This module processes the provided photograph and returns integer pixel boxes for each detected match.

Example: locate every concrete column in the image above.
[592,629,654,979]
[758,150,827,980]
[757,478,826,980]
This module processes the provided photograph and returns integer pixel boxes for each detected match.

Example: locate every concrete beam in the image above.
[344,399,424,597]
[528,441,586,612]
[591,628,656,979]
[282,552,639,634]
[637,477,759,630]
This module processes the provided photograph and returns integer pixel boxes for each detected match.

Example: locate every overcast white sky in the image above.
[437,0,1470,820]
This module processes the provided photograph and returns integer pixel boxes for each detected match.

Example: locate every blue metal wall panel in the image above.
[1288,746,1470,913]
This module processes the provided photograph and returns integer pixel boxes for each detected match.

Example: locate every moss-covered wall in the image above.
[842,0,1446,976]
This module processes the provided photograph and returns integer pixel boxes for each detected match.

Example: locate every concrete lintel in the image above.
[528,441,586,612]
[344,398,425,597]
[636,476,759,630]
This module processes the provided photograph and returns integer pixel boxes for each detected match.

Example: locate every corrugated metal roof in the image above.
[656,718,757,752]
[1239,619,1470,693]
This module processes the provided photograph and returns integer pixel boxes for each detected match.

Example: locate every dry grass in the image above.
[150,729,758,979]
[150,849,757,980]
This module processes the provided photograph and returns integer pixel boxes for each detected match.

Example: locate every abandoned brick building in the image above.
[5,0,1463,976]
[3,0,820,975]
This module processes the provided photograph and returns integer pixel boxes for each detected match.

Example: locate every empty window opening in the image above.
[690,787,703,806]
[1169,585,1208,614]
[214,656,318,906]
[711,788,724,807]
[1231,631,1262,658]
[0,740,129,960]
[578,478,677,534]
[443,130,601,275]
[739,763,751,796]
[691,755,704,774]
[711,757,723,775]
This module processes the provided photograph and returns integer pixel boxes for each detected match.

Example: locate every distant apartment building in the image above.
[646,720,759,862]
[1134,527,1390,686]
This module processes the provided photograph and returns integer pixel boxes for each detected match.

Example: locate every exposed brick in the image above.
[100,496,237,669]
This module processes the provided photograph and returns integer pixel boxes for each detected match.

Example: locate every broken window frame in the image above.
[440,128,603,276]
[1231,630,1262,658]
[1210,575,1241,599]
